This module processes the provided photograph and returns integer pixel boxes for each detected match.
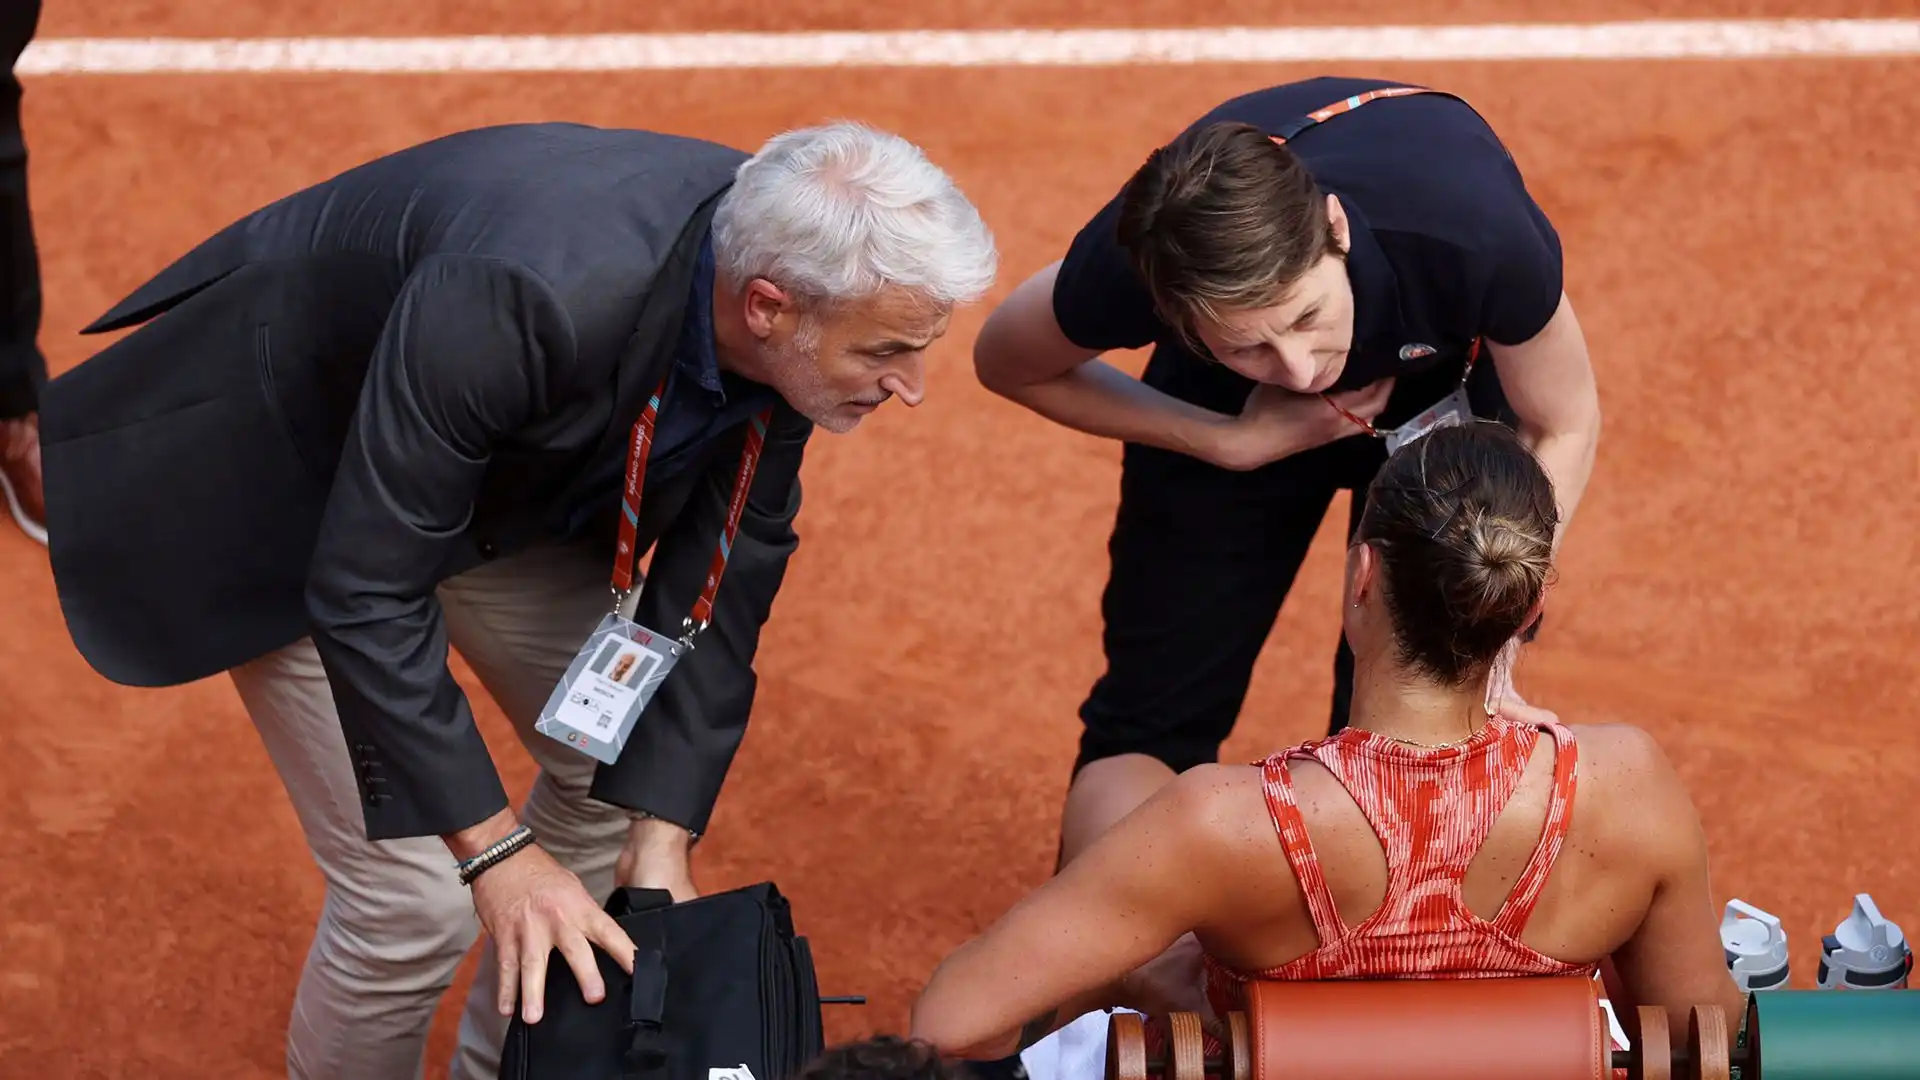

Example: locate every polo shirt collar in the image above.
[678,229,726,398]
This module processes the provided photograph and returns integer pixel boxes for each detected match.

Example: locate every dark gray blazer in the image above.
[39,122,815,841]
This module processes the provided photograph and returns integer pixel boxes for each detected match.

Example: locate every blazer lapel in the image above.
[546,184,732,532]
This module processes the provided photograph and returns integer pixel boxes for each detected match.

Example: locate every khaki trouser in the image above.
[229,537,633,1080]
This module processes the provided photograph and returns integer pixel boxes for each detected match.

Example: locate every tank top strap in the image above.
[1490,718,1581,937]
[1313,719,1541,895]
[1258,747,1349,945]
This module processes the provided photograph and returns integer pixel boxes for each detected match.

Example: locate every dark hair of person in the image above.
[1114,120,1341,351]
[792,1035,973,1080]
[1355,421,1559,685]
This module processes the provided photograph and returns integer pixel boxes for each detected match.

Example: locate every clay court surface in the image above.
[2,1,1917,1075]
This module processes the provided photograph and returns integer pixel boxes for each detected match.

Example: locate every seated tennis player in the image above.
[908,420,1746,1062]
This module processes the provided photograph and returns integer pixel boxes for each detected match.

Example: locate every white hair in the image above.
[710,121,998,310]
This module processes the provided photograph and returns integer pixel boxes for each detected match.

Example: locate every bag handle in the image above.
[619,905,670,1080]
[607,887,677,919]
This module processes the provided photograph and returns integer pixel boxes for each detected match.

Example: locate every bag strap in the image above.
[621,911,671,1080]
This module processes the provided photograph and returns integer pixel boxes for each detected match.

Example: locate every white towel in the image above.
[1019,1009,1136,1080]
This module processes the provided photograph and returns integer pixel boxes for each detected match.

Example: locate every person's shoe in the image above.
[0,412,47,546]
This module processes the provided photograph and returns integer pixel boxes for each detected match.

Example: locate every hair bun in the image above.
[1354,422,1560,686]
[1457,508,1550,628]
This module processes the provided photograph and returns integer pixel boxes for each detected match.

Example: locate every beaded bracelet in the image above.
[457,825,536,886]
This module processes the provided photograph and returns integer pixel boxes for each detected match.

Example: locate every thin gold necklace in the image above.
[1381,732,1469,750]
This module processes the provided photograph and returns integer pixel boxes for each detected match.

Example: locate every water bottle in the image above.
[1720,899,1791,991]
[1817,893,1911,990]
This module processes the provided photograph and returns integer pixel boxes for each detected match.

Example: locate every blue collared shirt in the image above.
[646,230,779,482]
[559,230,781,541]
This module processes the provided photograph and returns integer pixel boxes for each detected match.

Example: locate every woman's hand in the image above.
[1211,379,1393,471]
[1492,677,1561,727]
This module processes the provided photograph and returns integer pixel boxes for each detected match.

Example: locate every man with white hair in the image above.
[37,120,996,1080]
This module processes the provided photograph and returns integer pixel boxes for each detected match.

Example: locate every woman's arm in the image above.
[973,261,1244,465]
[1485,291,1602,551]
[1598,727,1748,1036]
[908,766,1249,1059]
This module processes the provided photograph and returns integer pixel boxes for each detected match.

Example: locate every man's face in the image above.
[1186,194,1357,394]
[751,285,953,433]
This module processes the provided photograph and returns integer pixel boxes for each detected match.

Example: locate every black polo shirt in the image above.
[1052,76,1563,426]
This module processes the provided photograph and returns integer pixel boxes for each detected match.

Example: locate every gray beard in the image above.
[767,328,862,434]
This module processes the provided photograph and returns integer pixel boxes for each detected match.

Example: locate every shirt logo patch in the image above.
[1399,342,1437,361]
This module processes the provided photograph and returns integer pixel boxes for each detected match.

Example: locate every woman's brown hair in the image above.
[1355,421,1559,686]
[1114,120,1343,350]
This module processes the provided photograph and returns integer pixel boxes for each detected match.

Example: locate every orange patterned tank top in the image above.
[1205,713,1591,1009]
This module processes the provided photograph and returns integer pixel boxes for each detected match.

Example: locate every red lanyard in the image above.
[1324,337,1482,438]
[1267,85,1441,147]
[611,377,775,636]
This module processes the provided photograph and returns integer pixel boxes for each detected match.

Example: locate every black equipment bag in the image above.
[499,881,841,1080]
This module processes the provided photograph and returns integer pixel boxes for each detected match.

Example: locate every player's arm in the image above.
[909,766,1247,1058]
[973,260,1243,465]
[1597,726,1748,1036]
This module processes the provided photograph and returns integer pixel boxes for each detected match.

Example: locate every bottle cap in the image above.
[1721,898,1791,991]
[1818,893,1911,990]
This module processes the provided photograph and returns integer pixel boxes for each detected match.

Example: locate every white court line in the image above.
[16,19,1920,74]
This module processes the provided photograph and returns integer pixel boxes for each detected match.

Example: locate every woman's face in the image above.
[1186,194,1357,394]
[1188,252,1357,394]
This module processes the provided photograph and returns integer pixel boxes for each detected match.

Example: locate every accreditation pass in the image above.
[536,611,685,765]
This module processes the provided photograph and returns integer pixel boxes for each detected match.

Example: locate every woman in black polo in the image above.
[973,75,1602,867]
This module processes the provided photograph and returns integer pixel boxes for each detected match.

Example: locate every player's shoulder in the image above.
[1151,762,1277,848]
[1565,721,1679,774]
[1161,761,1268,810]
[1561,721,1702,839]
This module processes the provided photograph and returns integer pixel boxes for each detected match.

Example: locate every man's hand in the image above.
[615,815,700,903]
[1208,378,1394,471]
[448,811,637,1025]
